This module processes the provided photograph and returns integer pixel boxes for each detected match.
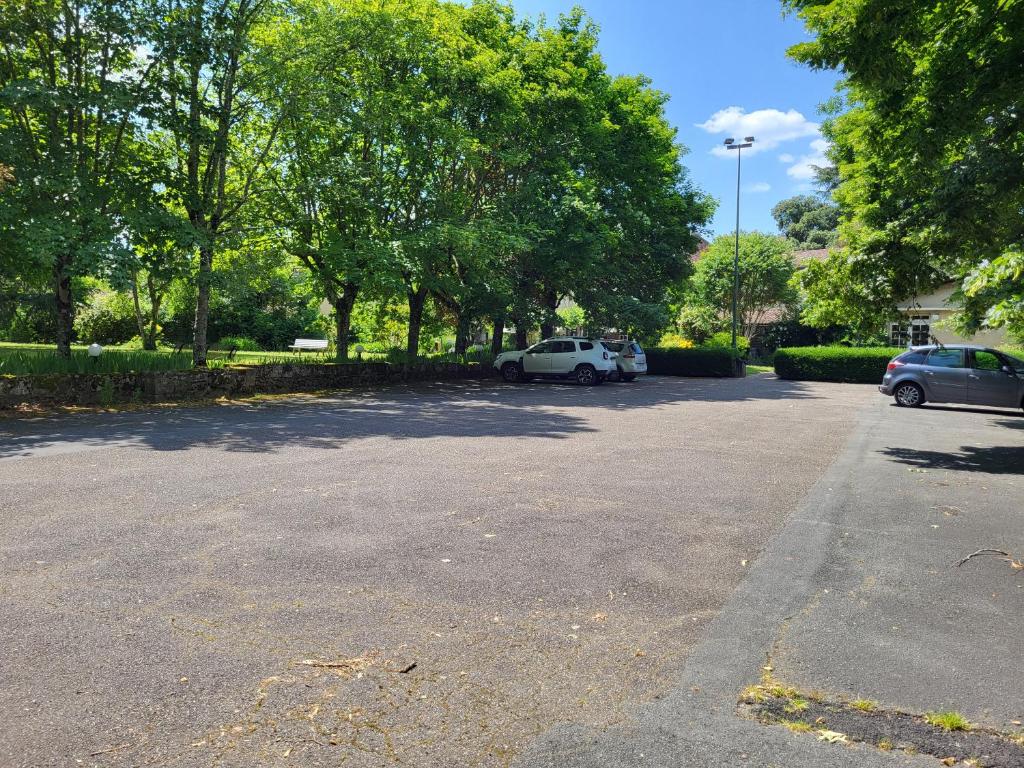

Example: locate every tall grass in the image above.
[0,343,491,375]
[0,348,194,375]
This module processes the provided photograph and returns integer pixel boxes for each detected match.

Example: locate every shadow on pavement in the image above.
[879,444,1024,474]
[913,403,1024,418]
[0,375,821,458]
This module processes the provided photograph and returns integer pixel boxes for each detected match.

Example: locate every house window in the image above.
[890,315,930,346]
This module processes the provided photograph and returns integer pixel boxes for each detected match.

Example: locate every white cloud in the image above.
[745,181,771,193]
[786,138,830,180]
[778,153,794,163]
[697,106,820,157]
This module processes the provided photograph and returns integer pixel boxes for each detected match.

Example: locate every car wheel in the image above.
[621,374,636,382]
[894,382,925,407]
[575,364,598,386]
[501,362,523,383]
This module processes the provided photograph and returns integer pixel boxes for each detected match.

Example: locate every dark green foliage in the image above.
[774,346,903,383]
[771,195,838,248]
[646,347,741,378]
[0,285,56,343]
[213,336,263,352]
[758,321,847,353]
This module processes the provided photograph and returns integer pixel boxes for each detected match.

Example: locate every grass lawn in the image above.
[746,364,774,374]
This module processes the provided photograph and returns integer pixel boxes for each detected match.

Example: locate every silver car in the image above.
[879,345,1024,410]
[599,340,647,382]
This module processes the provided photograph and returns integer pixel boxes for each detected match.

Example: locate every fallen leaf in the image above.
[940,758,956,766]
[590,612,607,622]
[816,729,849,744]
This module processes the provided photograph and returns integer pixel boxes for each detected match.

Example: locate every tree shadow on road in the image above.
[0,375,824,458]
[879,444,1024,475]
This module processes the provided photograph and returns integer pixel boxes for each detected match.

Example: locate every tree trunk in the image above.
[540,286,558,339]
[54,255,74,358]
[454,311,470,356]
[515,323,528,350]
[192,242,213,366]
[406,285,427,359]
[130,272,148,344]
[334,289,356,361]
[490,318,505,356]
[145,274,162,351]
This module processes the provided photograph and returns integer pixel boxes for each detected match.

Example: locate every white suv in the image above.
[494,337,616,385]
[600,339,647,381]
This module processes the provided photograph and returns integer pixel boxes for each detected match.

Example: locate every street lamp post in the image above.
[724,136,754,353]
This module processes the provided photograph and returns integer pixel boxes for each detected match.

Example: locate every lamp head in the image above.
[744,136,755,143]
[723,138,735,145]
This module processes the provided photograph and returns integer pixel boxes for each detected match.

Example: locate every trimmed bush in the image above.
[774,346,903,383]
[646,346,741,377]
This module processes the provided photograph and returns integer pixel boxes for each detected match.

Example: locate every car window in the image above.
[602,341,623,352]
[630,343,644,354]
[926,348,964,368]
[897,350,929,365]
[551,341,575,353]
[973,350,1002,371]
[579,341,594,351]
[1004,354,1024,373]
[528,342,551,354]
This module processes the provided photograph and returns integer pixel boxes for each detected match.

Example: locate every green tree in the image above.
[771,194,838,249]
[0,0,156,355]
[145,0,283,365]
[793,250,891,340]
[691,232,797,338]
[783,0,1024,339]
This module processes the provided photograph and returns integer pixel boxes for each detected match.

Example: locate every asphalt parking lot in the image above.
[1,375,1019,767]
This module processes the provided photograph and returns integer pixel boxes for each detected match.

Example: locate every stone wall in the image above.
[0,361,492,408]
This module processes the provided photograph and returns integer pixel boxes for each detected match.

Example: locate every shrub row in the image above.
[774,346,903,383]
[645,346,741,378]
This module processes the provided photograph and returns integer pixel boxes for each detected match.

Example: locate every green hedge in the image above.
[646,346,741,377]
[774,346,904,383]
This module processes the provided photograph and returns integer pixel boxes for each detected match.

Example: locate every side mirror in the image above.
[1002,365,1016,375]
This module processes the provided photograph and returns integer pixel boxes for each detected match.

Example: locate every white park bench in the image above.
[289,338,330,354]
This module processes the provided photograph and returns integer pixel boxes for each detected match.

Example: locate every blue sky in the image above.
[509,0,841,239]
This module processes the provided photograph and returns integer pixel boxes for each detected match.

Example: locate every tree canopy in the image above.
[690,232,797,338]
[771,194,838,249]
[0,0,714,358]
[783,0,1024,340]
